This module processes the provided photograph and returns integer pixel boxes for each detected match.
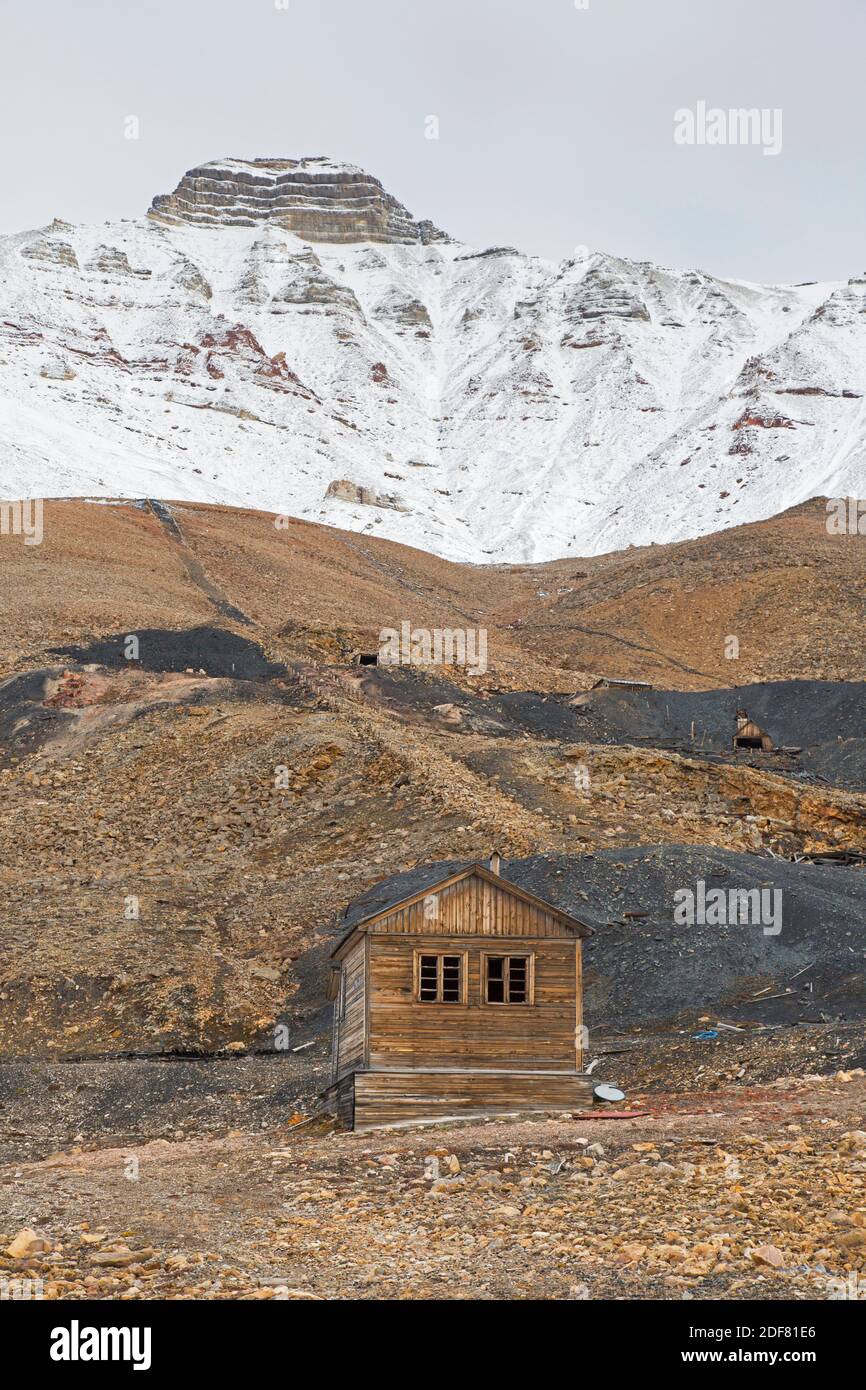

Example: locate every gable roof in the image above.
[331,858,595,958]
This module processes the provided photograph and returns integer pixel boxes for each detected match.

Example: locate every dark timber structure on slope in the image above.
[322,854,594,1131]
[733,709,774,751]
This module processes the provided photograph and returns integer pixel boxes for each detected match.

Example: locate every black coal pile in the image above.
[0,669,76,764]
[51,626,286,680]
[355,667,592,739]
[800,739,866,790]
[580,680,866,789]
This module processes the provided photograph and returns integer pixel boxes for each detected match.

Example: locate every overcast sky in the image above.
[1,0,863,282]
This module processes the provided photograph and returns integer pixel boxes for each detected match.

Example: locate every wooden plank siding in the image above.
[334,937,366,1080]
[367,933,580,1072]
[575,935,584,1070]
[353,1068,594,1131]
[366,873,577,940]
[320,1074,356,1129]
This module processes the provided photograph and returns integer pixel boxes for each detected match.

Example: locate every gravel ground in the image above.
[2,1074,864,1301]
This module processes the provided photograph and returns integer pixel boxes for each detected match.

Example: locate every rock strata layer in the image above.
[149,156,448,244]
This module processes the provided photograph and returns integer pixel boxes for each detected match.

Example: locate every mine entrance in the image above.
[733,710,773,751]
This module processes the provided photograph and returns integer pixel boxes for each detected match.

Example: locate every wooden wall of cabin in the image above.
[366,933,581,1072]
[334,937,366,1081]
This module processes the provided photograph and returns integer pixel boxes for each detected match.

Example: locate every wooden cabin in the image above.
[322,855,595,1131]
[733,709,774,751]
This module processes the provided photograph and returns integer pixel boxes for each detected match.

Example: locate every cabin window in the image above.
[483,954,534,1005]
[416,953,464,1004]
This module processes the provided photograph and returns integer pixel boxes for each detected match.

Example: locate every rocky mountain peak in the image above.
[2,157,864,562]
[148,156,449,244]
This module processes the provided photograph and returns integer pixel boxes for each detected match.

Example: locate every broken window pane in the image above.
[442,955,461,1002]
[419,955,439,1001]
[509,957,528,1003]
[487,976,505,1003]
[486,955,505,1003]
[418,953,462,1003]
[486,955,530,1004]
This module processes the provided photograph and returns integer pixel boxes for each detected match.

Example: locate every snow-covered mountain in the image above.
[1,155,864,562]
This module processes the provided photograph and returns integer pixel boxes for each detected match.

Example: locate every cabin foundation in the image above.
[325,1067,595,1132]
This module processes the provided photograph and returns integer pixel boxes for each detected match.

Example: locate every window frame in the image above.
[413,950,468,1005]
[480,951,536,1006]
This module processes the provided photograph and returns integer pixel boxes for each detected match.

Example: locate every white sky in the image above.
[1,0,864,282]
